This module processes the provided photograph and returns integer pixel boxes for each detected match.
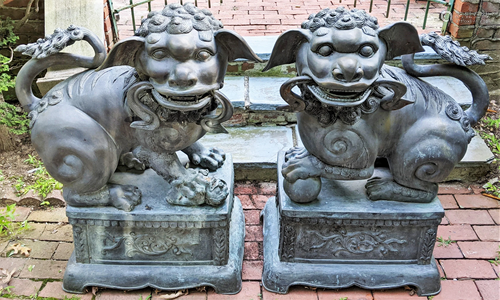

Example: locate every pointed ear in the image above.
[263,29,311,72]
[97,36,145,70]
[215,29,262,63]
[378,22,424,60]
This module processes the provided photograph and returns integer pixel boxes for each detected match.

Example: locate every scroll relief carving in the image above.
[100,229,199,258]
[296,225,407,257]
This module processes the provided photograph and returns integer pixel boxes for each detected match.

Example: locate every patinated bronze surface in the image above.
[262,7,491,296]
[16,3,260,210]
[264,7,490,204]
[15,3,260,294]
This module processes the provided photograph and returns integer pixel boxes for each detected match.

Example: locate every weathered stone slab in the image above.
[220,76,245,108]
[248,77,289,110]
[459,134,495,165]
[420,76,472,108]
[200,127,293,164]
[197,127,294,180]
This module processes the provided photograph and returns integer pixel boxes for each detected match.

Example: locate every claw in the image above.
[187,146,225,172]
[166,170,228,206]
[109,184,142,211]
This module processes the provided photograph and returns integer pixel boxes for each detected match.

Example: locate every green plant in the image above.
[489,245,500,266]
[483,116,500,129]
[25,167,62,198]
[0,204,28,237]
[13,176,25,196]
[0,204,16,236]
[436,236,456,247]
[484,182,500,198]
[25,154,43,169]
[0,101,30,135]
[0,18,29,136]
[0,18,18,93]
[0,170,4,181]
[15,155,63,198]
[27,264,34,272]
[0,285,13,294]
[481,132,500,156]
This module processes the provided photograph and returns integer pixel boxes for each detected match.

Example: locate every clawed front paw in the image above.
[284,147,309,164]
[365,177,436,203]
[365,177,390,201]
[166,170,228,206]
[120,152,145,171]
[282,150,322,183]
[189,147,225,172]
[109,184,142,211]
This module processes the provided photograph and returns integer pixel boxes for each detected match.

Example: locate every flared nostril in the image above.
[168,78,197,88]
[333,67,363,82]
[333,69,345,82]
[352,68,364,82]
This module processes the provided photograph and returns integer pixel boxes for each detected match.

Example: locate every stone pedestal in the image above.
[63,157,244,294]
[262,152,444,296]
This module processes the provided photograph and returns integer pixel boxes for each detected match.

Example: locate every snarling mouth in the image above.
[307,85,373,107]
[152,89,213,112]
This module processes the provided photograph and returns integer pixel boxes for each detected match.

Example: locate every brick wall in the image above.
[103,0,117,51]
[448,0,500,51]
[0,0,45,45]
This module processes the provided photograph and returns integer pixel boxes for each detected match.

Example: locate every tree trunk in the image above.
[0,92,17,152]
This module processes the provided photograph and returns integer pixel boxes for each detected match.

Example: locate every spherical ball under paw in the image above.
[283,177,321,203]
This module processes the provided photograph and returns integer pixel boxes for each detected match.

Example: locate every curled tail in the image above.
[401,32,490,126]
[15,26,106,112]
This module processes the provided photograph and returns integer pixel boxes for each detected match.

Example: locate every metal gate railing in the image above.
[108,0,223,39]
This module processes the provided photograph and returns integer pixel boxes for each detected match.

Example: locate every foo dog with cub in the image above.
[16,3,260,211]
[264,7,490,203]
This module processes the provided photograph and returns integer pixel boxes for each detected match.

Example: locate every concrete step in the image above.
[194,126,494,182]
[220,75,473,111]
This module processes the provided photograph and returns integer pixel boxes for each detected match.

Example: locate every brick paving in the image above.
[0,182,497,299]
[113,0,447,39]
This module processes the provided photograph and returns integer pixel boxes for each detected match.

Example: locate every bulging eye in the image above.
[359,45,375,57]
[196,50,213,61]
[151,49,167,60]
[317,45,333,56]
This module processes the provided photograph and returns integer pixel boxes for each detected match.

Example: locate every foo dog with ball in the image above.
[262,7,490,296]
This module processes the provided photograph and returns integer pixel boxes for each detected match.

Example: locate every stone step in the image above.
[192,126,494,182]
[220,75,473,111]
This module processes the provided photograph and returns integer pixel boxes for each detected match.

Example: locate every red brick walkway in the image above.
[0,182,498,299]
[114,0,447,39]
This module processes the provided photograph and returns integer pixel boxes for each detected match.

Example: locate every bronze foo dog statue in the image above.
[16,3,260,211]
[264,7,490,203]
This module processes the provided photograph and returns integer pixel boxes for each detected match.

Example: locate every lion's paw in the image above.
[188,147,225,172]
[284,147,308,164]
[109,184,142,211]
[282,152,322,183]
[166,170,228,206]
[120,152,145,171]
[365,178,435,203]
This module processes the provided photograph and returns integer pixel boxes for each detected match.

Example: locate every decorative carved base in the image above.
[63,157,245,294]
[262,152,444,296]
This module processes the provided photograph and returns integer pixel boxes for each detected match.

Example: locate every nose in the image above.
[332,57,364,82]
[168,65,197,88]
